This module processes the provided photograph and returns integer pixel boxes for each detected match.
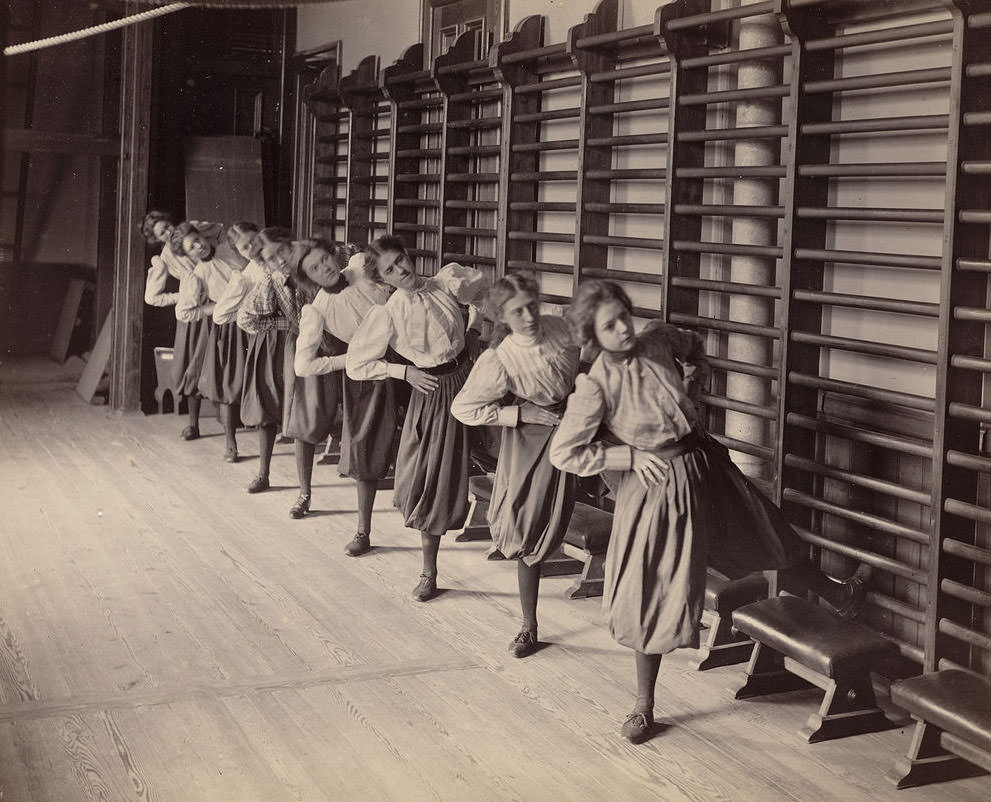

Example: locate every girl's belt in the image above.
[422,348,470,375]
[648,430,703,460]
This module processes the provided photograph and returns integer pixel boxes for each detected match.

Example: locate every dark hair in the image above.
[141,210,174,245]
[290,237,348,306]
[226,221,259,249]
[168,221,195,255]
[482,272,539,348]
[365,234,409,282]
[251,226,294,262]
[566,280,633,347]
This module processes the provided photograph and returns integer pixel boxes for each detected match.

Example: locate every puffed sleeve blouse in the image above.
[451,316,580,427]
[346,262,487,382]
[549,320,711,476]
[175,254,235,322]
[294,279,392,377]
[144,245,192,307]
[213,259,266,325]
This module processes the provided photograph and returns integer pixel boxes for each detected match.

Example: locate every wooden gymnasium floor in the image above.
[0,356,988,802]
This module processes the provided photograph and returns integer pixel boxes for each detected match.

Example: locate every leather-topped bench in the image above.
[732,595,899,742]
[561,501,613,598]
[887,669,991,788]
[694,570,768,671]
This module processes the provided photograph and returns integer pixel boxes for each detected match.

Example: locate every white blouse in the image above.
[175,254,236,323]
[213,259,266,324]
[451,316,579,427]
[144,245,193,307]
[549,321,710,476]
[294,279,392,377]
[346,263,487,381]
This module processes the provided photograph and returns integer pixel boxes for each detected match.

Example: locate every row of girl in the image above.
[142,214,868,745]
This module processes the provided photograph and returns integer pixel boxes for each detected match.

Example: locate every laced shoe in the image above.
[180,425,200,441]
[344,533,371,557]
[620,710,654,744]
[289,494,311,519]
[247,475,270,494]
[411,574,438,602]
[508,630,538,658]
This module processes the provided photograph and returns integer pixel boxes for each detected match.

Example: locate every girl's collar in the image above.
[599,341,638,364]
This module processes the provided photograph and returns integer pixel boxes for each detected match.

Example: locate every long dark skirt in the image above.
[172,317,210,396]
[339,375,401,481]
[393,359,473,535]
[604,436,802,655]
[240,328,287,427]
[199,320,248,404]
[489,422,576,565]
[282,337,341,445]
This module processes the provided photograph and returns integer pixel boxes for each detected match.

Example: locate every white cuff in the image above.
[387,363,407,380]
[496,406,519,427]
[603,445,633,472]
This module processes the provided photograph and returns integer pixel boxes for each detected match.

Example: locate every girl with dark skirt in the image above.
[294,250,399,550]
[346,235,487,602]
[236,227,294,493]
[240,237,349,518]
[451,273,580,657]
[549,280,869,745]
[142,210,199,439]
[167,222,220,442]
[175,221,249,462]
[211,222,264,462]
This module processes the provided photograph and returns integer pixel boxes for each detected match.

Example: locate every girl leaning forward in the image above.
[451,272,580,658]
[549,280,806,745]
[293,250,398,553]
[346,235,487,602]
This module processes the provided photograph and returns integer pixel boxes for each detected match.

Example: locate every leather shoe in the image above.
[344,533,371,556]
[508,630,538,658]
[180,425,200,441]
[411,574,438,602]
[246,475,270,494]
[289,493,311,519]
[224,447,239,463]
[621,710,654,744]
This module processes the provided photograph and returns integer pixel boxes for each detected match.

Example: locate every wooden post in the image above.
[109,10,153,412]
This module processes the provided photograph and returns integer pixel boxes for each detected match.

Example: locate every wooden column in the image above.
[109,12,153,412]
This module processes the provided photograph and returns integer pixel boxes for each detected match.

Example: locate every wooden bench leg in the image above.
[540,545,583,577]
[694,612,755,671]
[565,552,605,599]
[887,720,988,788]
[734,642,812,699]
[801,673,895,743]
[456,494,492,542]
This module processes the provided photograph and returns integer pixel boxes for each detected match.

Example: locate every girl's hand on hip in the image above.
[519,402,559,426]
[632,449,668,488]
[406,366,439,395]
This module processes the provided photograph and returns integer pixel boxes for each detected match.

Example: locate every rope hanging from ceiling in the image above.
[3,0,335,57]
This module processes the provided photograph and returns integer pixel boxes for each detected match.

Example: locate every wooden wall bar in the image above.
[294,0,991,679]
[304,64,348,243]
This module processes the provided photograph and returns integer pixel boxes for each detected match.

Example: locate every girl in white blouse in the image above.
[175,221,247,462]
[236,227,295,494]
[549,280,801,744]
[142,210,199,439]
[241,237,348,518]
[295,250,398,552]
[346,235,487,602]
[451,273,580,657]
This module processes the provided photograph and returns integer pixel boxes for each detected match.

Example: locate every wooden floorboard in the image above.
[0,359,988,801]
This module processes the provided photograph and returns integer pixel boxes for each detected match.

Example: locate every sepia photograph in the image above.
[1,0,989,799]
